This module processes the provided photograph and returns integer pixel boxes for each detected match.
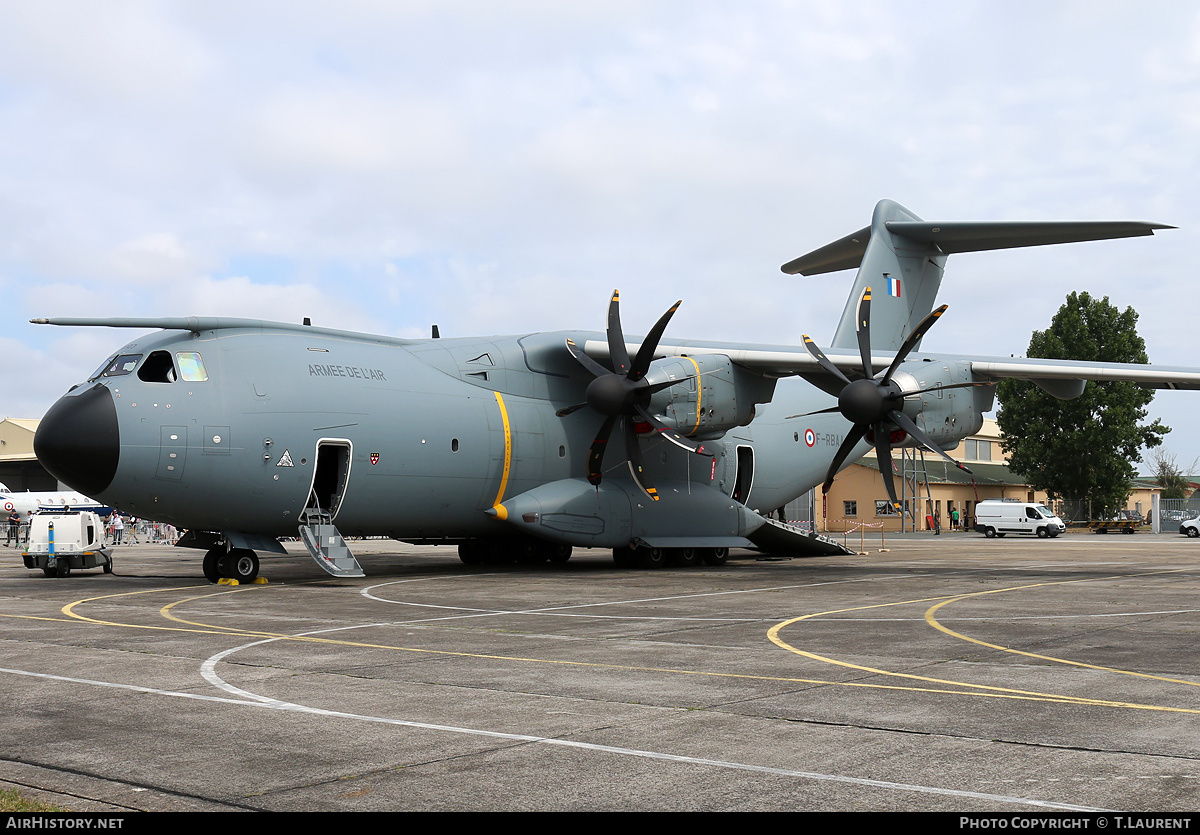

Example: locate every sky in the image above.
[2,0,1199,472]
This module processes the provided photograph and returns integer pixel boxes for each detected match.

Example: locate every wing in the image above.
[582,339,1200,391]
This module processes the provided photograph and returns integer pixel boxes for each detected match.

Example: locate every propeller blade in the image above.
[887,410,973,474]
[822,423,867,493]
[873,421,902,512]
[856,287,873,379]
[784,405,841,420]
[606,290,631,375]
[564,338,611,380]
[586,414,619,485]
[881,304,948,383]
[555,402,588,418]
[629,300,681,382]
[634,404,710,455]
[623,419,659,501]
[801,335,852,385]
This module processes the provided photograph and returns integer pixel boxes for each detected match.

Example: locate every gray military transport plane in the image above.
[31,200,1200,582]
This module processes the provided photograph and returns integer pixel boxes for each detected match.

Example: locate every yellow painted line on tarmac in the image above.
[767,571,1200,714]
[923,582,1200,689]
[52,575,1200,715]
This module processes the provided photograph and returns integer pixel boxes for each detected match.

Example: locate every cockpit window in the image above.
[96,354,142,379]
[137,350,177,383]
[177,352,208,382]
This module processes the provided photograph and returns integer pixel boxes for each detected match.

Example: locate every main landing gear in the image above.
[458,537,573,566]
[203,547,260,583]
[612,545,728,569]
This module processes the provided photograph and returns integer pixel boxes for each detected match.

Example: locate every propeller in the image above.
[792,289,976,511]
[559,290,712,500]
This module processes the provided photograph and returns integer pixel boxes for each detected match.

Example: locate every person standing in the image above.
[111,513,124,545]
[5,511,18,546]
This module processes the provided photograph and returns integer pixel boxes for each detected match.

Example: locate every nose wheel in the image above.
[203,546,260,583]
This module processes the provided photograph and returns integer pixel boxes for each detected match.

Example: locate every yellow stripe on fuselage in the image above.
[491,392,512,516]
[684,356,702,435]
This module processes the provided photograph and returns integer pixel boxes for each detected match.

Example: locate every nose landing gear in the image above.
[202,546,260,584]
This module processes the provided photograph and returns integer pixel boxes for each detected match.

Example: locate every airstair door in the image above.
[303,439,352,522]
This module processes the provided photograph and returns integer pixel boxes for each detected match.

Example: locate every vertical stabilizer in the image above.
[780,199,1171,357]
[828,200,944,353]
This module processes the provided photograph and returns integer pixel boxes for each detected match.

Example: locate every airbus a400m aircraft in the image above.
[32,200,1200,581]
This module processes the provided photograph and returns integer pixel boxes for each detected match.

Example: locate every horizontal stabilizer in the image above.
[782,219,1172,276]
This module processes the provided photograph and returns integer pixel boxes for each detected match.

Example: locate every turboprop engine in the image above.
[643,353,776,441]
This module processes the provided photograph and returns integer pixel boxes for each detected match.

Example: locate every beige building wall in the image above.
[818,418,1156,531]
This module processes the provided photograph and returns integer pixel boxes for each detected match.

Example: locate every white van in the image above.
[974,500,1066,539]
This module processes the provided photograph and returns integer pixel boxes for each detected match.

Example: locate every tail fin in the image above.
[781,199,1171,354]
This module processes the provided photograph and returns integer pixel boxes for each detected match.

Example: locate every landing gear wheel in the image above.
[228,549,259,583]
[636,547,667,569]
[701,547,728,566]
[203,547,223,582]
[612,546,636,568]
[668,548,700,567]
[458,540,484,565]
[547,544,572,565]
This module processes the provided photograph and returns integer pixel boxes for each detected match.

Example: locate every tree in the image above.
[1150,450,1197,499]
[996,291,1168,518]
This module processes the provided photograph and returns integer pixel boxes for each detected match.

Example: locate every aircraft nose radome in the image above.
[34,384,120,497]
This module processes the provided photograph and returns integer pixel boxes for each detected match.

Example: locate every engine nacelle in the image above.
[644,354,775,441]
[890,359,992,450]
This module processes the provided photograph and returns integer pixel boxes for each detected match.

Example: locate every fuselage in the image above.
[35,323,870,545]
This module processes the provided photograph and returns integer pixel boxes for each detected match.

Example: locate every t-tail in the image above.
[781,198,1172,354]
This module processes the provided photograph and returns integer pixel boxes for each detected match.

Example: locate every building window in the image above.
[875,500,899,516]
[844,501,857,517]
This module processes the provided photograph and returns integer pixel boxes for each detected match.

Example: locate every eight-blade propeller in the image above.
[559,290,711,500]
[789,288,978,512]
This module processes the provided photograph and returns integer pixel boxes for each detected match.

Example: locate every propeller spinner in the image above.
[791,289,978,511]
[559,291,712,500]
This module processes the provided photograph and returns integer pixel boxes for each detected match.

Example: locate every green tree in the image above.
[996,291,1168,518]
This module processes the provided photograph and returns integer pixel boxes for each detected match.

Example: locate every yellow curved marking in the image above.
[491,391,512,513]
[683,356,702,436]
[52,577,1199,714]
[767,573,1200,714]
[924,585,1200,689]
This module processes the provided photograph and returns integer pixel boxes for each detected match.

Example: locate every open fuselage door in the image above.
[299,438,363,577]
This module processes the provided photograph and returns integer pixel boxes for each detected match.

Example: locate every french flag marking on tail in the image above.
[887,276,901,297]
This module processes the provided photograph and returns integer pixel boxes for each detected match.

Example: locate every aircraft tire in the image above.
[636,547,667,569]
[668,548,700,567]
[547,544,572,565]
[203,548,223,582]
[458,540,485,565]
[228,549,259,583]
[612,546,637,568]
[701,547,728,566]
[516,539,550,564]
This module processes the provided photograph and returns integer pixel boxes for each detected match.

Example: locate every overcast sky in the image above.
[2,1,1198,472]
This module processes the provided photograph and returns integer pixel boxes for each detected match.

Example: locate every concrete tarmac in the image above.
[2,531,1198,812]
